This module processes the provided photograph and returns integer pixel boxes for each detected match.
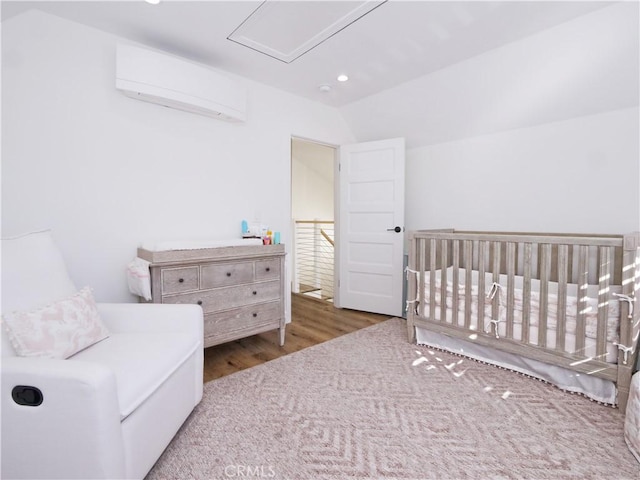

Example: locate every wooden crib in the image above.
[406,229,640,409]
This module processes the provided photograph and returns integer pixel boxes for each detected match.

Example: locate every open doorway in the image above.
[291,137,336,302]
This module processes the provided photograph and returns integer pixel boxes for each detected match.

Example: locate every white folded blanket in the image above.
[126,257,152,301]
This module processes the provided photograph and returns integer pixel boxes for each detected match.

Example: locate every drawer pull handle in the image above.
[197,300,203,305]
[252,291,257,295]
[226,272,231,277]
[265,267,270,272]
[178,278,184,283]
[252,313,257,318]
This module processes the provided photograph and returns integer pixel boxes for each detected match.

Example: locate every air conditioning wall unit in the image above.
[116,44,246,123]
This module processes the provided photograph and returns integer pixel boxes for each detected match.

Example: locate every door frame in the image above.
[289,135,405,314]
[290,135,340,303]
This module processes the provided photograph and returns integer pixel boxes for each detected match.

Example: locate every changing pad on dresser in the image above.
[140,238,263,252]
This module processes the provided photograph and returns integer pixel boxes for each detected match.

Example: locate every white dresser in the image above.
[137,244,286,348]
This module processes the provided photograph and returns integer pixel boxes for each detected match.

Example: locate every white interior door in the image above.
[336,137,405,316]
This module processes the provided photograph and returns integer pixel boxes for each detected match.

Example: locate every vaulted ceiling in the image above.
[1,1,614,107]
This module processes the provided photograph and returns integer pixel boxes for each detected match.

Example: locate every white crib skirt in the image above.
[415,326,617,405]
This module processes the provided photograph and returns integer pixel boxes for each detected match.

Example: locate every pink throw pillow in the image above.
[2,287,110,359]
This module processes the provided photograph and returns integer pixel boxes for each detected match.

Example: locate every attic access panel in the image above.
[227,0,386,63]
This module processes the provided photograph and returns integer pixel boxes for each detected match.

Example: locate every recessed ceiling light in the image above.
[145,0,161,5]
[337,74,349,82]
[319,84,332,93]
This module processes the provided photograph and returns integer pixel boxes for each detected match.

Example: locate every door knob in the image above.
[387,226,402,233]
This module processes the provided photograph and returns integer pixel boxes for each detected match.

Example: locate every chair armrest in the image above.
[97,303,203,341]
[1,357,126,479]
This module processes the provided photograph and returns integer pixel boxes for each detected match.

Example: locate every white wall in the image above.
[1,10,356,306]
[3,4,639,310]
[406,107,639,233]
[340,2,639,234]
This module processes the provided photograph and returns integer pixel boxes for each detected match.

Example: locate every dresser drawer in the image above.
[255,258,281,281]
[200,261,253,288]
[161,266,199,294]
[163,280,281,313]
[203,301,282,338]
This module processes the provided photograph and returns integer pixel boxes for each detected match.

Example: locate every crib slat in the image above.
[452,240,460,327]
[596,246,611,360]
[478,241,487,333]
[567,245,574,284]
[491,242,501,323]
[538,244,551,348]
[429,239,437,321]
[407,234,418,342]
[464,240,473,329]
[575,245,588,356]
[522,243,532,344]
[418,238,426,319]
[556,244,568,352]
[440,240,448,323]
[506,242,516,340]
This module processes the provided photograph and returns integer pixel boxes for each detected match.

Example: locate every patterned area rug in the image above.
[146,318,639,479]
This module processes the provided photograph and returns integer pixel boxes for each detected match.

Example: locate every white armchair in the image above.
[1,231,203,479]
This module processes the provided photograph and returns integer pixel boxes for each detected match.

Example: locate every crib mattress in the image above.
[419,267,622,363]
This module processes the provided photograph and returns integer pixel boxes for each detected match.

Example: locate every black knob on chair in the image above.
[12,386,43,407]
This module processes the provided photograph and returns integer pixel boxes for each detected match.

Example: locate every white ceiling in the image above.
[1,0,613,107]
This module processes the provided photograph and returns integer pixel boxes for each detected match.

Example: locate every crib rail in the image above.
[407,229,640,408]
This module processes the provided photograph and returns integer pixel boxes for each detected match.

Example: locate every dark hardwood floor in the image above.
[203,294,392,382]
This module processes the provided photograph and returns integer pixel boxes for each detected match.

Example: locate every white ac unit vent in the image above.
[116,44,246,123]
